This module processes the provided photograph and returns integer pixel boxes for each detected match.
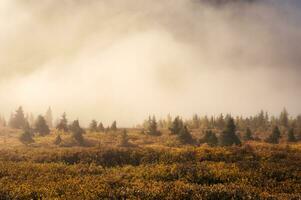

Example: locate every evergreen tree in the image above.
[279,108,289,127]
[19,130,34,145]
[265,126,281,144]
[243,127,254,141]
[89,120,98,132]
[45,107,53,128]
[178,126,194,144]
[192,114,200,129]
[219,117,241,146]
[9,106,26,129]
[54,134,62,145]
[35,115,50,136]
[56,112,68,132]
[200,130,218,146]
[119,129,129,147]
[98,122,105,132]
[110,121,117,132]
[287,128,297,142]
[169,116,184,135]
[147,116,161,136]
[70,120,85,145]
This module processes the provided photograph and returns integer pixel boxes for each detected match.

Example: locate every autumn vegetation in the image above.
[0,106,300,199]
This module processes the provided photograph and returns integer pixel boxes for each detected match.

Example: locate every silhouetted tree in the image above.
[35,115,50,136]
[119,129,129,147]
[9,106,26,129]
[56,113,68,132]
[147,116,161,136]
[178,126,194,144]
[265,126,281,144]
[287,128,297,142]
[98,122,105,132]
[54,134,62,145]
[279,108,289,127]
[19,130,34,145]
[70,120,85,145]
[200,130,218,146]
[89,120,98,132]
[219,117,241,146]
[169,116,184,135]
[111,121,117,132]
[45,107,53,128]
[192,114,201,129]
[243,127,253,141]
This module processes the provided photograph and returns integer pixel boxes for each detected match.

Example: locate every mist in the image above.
[0,0,301,126]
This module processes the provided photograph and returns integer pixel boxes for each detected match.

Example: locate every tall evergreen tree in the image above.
[35,115,50,136]
[70,120,85,145]
[147,116,161,136]
[89,120,98,132]
[169,116,184,135]
[45,107,53,128]
[9,106,26,129]
[178,126,194,144]
[279,108,289,127]
[56,112,68,132]
[200,130,218,146]
[219,117,241,146]
[98,122,105,132]
[243,127,254,141]
[119,129,129,147]
[110,121,117,132]
[265,126,281,144]
[287,128,297,142]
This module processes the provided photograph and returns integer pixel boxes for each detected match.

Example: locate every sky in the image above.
[0,0,301,126]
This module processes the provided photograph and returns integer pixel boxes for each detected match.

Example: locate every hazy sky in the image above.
[0,0,300,126]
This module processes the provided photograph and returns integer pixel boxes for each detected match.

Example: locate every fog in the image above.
[0,0,300,126]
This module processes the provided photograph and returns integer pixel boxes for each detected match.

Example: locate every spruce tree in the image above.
[56,113,68,132]
[243,127,254,141]
[219,117,241,146]
[200,130,218,146]
[110,121,117,132]
[279,108,289,127]
[287,128,297,142]
[169,116,183,135]
[45,107,53,128]
[19,130,34,145]
[35,115,50,136]
[9,106,26,129]
[70,120,85,145]
[147,116,161,136]
[265,126,281,144]
[54,134,62,145]
[98,122,105,132]
[178,126,194,144]
[89,120,98,132]
[119,129,129,147]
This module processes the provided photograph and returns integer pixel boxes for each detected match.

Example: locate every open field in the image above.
[0,128,301,200]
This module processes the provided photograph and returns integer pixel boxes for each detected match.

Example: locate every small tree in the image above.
[200,130,218,146]
[56,113,68,132]
[147,116,161,136]
[35,115,50,136]
[119,129,129,147]
[70,120,85,145]
[178,126,194,144]
[287,128,297,142]
[219,117,241,146]
[9,106,27,129]
[54,134,62,145]
[98,122,105,132]
[265,126,281,144]
[19,130,34,145]
[111,121,117,132]
[89,120,98,132]
[169,116,184,135]
[243,127,254,141]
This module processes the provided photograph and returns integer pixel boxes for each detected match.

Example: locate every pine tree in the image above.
[147,116,161,136]
[98,122,105,132]
[56,113,68,132]
[45,107,53,128]
[9,106,27,129]
[54,134,62,145]
[70,120,85,145]
[178,126,194,144]
[110,121,117,132]
[119,129,129,147]
[192,114,200,129]
[200,130,218,146]
[89,120,98,132]
[219,117,241,146]
[243,127,254,141]
[279,108,289,127]
[19,130,34,145]
[265,126,281,144]
[169,116,184,135]
[287,128,297,142]
[35,115,50,136]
